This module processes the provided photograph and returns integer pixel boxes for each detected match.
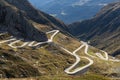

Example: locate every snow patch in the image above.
[72,0,91,7]
[50,14,57,17]
[61,11,67,16]
[98,3,108,6]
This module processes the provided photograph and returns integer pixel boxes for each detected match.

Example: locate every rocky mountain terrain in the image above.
[0,0,68,42]
[29,0,118,23]
[0,0,71,78]
[68,2,120,56]
[0,0,120,80]
[0,0,46,42]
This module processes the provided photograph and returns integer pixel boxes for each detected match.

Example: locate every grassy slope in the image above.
[0,27,119,80]
[0,33,75,78]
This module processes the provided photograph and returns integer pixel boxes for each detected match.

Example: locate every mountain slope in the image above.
[0,0,68,42]
[0,0,73,78]
[0,0,48,42]
[6,0,68,31]
[68,2,120,56]
[0,0,120,80]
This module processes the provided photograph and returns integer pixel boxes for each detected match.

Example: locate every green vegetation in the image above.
[53,33,81,52]
[0,31,119,79]
[70,57,90,72]
[0,33,11,40]
[75,73,110,80]
[0,72,110,80]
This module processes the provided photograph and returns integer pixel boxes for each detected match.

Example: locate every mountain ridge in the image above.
[6,0,68,30]
[68,2,120,56]
[0,0,68,42]
[29,0,119,23]
[0,0,120,79]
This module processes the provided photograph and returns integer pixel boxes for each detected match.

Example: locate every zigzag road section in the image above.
[0,30,119,75]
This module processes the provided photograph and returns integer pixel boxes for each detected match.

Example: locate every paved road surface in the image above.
[0,30,119,75]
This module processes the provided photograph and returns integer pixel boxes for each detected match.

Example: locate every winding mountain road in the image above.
[8,40,29,48]
[81,41,120,62]
[81,41,96,58]
[9,30,59,48]
[62,45,93,75]
[0,32,7,36]
[0,30,119,75]
[94,50,109,61]
[0,38,16,44]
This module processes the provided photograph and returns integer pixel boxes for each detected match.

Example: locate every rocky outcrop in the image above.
[0,0,48,41]
[68,2,120,55]
[0,0,69,42]
[5,0,68,31]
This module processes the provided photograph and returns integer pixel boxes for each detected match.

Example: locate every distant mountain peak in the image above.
[28,0,118,23]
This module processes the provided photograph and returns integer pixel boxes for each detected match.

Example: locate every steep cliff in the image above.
[0,0,68,42]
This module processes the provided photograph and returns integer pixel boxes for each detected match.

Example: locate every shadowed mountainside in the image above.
[0,0,120,79]
[0,0,68,42]
[5,0,68,31]
[68,2,120,56]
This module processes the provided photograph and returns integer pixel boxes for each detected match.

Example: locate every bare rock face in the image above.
[0,0,69,41]
[5,0,68,31]
[68,2,120,55]
[0,0,48,42]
